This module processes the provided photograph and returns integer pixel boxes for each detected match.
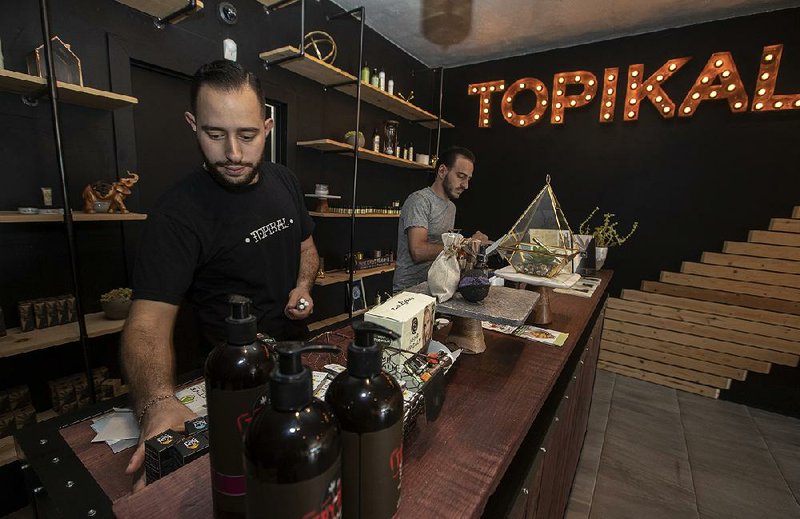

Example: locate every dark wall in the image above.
[442,8,800,294]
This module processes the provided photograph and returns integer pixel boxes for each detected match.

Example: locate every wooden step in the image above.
[603,329,753,377]
[641,280,800,316]
[661,271,800,303]
[605,308,799,364]
[600,346,732,389]
[622,289,800,330]
[598,360,720,398]
[610,296,800,343]
[769,218,800,233]
[601,338,747,380]
[681,262,800,289]
[701,252,800,275]
[603,317,787,367]
[724,241,800,261]
[749,230,800,247]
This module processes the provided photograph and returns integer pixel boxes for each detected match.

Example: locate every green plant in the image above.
[578,207,638,248]
[100,287,132,302]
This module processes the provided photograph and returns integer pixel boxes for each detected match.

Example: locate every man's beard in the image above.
[200,148,261,188]
[443,173,462,200]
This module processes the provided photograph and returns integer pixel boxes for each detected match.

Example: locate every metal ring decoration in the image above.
[304,31,337,64]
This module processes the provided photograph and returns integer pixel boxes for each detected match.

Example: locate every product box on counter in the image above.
[364,291,436,369]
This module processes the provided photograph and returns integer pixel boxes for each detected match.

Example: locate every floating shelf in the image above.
[0,312,126,360]
[309,308,368,332]
[114,0,204,22]
[309,211,399,218]
[0,69,138,110]
[316,263,396,287]
[0,211,148,223]
[259,47,452,129]
[298,139,432,170]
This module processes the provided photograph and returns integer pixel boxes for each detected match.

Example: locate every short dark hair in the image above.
[436,146,475,170]
[190,60,266,116]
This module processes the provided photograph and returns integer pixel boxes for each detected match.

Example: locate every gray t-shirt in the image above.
[393,187,456,292]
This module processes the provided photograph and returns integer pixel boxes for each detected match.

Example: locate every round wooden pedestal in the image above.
[444,316,486,354]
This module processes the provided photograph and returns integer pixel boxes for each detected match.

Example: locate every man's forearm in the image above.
[121,323,176,415]
[296,238,320,291]
[411,241,444,263]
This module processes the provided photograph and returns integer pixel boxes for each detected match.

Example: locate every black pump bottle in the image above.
[244,342,343,519]
[325,321,405,519]
[204,295,273,518]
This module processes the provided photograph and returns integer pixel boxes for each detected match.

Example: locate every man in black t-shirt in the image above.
[121,61,319,491]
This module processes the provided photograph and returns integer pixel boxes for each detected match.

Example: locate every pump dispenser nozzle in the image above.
[349,321,399,378]
[225,295,257,345]
[271,342,339,411]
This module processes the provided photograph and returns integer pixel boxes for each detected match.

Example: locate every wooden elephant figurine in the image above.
[82,172,139,213]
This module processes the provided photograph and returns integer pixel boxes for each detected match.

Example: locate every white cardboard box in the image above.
[365,291,436,365]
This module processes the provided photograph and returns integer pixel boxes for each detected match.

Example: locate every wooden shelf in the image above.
[0,211,147,223]
[259,47,452,129]
[309,308,368,332]
[0,69,138,110]
[316,263,396,287]
[309,211,399,218]
[0,312,125,360]
[298,139,432,170]
[114,0,204,22]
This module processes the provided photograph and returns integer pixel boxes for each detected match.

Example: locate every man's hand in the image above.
[285,287,314,320]
[125,398,197,493]
[471,230,490,244]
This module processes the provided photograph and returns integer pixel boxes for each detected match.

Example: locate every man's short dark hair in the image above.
[190,60,266,116]
[436,146,476,170]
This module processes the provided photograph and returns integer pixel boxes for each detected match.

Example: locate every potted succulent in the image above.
[100,287,132,320]
[578,208,638,269]
[343,130,365,148]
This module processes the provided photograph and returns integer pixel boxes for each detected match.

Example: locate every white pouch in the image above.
[427,233,464,303]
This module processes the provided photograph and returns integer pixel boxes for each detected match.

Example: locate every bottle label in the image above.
[207,385,267,514]
[246,459,342,519]
[340,420,403,519]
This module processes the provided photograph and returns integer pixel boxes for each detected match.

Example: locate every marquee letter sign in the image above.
[469,44,799,128]
[501,78,549,127]
[752,44,800,112]
[550,71,597,124]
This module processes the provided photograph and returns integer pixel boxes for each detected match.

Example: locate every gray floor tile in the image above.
[749,407,800,505]
[679,392,800,518]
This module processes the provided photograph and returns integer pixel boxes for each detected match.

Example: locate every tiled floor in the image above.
[567,370,800,519]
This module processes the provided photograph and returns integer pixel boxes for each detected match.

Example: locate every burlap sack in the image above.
[428,233,464,303]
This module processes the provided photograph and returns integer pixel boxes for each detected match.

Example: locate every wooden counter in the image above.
[17,271,611,518]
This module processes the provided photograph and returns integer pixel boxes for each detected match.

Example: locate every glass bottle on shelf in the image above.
[370,69,380,87]
[372,129,380,152]
[361,61,370,83]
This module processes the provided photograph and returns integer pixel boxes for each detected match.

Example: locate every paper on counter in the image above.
[482,321,568,347]
[175,383,207,415]
[92,412,138,443]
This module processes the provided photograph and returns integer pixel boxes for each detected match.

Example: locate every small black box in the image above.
[144,429,183,484]
[184,415,209,435]
[172,433,210,466]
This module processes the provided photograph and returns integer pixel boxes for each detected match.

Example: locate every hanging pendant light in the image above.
[421,0,473,48]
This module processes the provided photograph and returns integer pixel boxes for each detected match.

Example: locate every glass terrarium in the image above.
[495,176,579,277]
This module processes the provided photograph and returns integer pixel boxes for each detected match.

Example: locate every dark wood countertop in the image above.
[57,271,612,518]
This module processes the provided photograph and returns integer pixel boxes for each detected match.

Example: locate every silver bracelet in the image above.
[137,394,175,426]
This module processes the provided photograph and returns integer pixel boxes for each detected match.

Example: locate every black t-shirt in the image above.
[132,162,314,343]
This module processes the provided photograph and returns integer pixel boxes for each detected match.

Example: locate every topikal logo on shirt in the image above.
[245,217,294,244]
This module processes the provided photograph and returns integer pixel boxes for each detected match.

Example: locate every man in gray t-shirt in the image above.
[393,146,488,292]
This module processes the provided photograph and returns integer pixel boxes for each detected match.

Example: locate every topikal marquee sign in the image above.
[468,44,799,127]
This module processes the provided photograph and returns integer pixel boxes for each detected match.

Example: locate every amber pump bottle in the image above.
[205,295,272,518]
[244,342,343,518]
[325,321,405,519]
